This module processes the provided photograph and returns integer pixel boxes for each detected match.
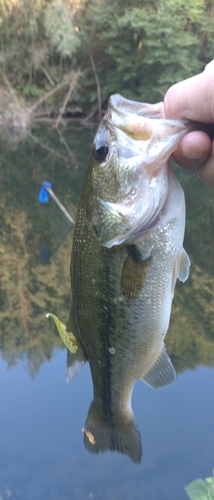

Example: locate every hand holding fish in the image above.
[164,59,214,185]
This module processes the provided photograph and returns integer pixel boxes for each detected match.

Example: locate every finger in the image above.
[204,59,214,73]
[164,62,214,122]
[197,141,214,185]
[172,131,212,169]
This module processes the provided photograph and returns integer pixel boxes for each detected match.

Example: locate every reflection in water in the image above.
[0,128,214,375]
[167,166,214,372]
[0,127,213,379]
[0,125,94,375]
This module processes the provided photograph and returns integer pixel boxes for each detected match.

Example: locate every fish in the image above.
[64,94,192,464]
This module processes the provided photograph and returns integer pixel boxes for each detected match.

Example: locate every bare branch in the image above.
[1,70,20,106]
[54,71,80,128]
[27,131,69,162]
[28,68,82,115]
[89,53,102,122]
[56,127,77,164]
[40,65,55,86]
[81,109,96,124]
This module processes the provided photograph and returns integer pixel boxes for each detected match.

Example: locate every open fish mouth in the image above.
[107,94,192,143]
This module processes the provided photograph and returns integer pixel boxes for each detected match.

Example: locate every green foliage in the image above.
[44,0,80,58]
[1,0,214,115]
[185,471,214,499]
[92,0,210,100]
[18,84,45,97]
[46,313,78,353]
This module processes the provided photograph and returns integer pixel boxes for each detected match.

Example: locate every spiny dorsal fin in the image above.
[141,344,176,389]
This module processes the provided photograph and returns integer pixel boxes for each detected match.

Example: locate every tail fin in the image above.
[83,401,142,464]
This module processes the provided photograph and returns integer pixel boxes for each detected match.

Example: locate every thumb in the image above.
[164,60,214,123]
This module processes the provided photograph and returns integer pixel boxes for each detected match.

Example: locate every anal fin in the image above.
[141,344,176,389]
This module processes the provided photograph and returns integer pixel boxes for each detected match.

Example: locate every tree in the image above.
[76,0,214,103]
[44,0,80,58]
[1,0,214,112]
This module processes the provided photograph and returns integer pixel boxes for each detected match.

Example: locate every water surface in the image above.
[0,124,214,500]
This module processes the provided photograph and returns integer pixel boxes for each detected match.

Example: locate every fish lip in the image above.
[108,94,165,119]
[108,94,192,127]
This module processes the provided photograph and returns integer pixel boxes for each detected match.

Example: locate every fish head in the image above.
[89,94,192,248]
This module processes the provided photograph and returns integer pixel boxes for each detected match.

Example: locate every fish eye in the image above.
[92,144,109,162]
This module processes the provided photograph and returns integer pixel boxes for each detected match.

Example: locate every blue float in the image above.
[38,181,52,203]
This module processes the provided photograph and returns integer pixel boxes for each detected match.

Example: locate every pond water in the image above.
[0,124,214,500]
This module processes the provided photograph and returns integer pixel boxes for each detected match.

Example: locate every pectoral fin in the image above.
[121,246,151,299]
[177,248,191,282]
[172,248,190,294]
[141,344,176,389]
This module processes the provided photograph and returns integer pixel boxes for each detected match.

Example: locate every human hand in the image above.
[164,60,214,185]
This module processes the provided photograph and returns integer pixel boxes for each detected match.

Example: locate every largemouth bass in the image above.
[66,94,191,464]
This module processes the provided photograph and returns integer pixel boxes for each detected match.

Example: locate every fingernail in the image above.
[182,142,206,160]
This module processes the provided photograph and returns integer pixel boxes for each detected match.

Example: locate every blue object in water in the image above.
[39,181,52,203]
[41,248,51,264]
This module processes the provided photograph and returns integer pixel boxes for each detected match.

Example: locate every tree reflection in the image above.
[0,125,93,375]
[0,130,214,377]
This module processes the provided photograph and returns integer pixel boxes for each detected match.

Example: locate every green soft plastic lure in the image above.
[46,313,78,354]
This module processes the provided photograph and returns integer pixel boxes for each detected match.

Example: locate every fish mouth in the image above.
[109,93,165,119]
[105,94,194,171]
[107,94,192,144]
